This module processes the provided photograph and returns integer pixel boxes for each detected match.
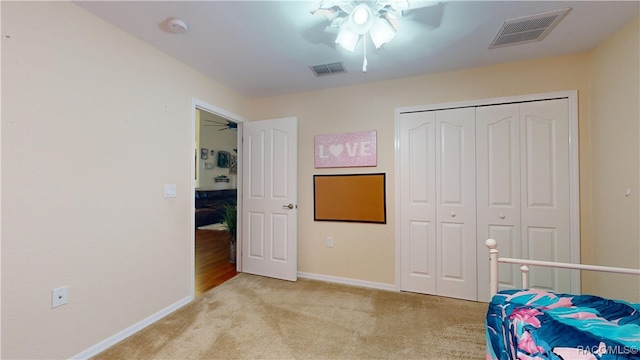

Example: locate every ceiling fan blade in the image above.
[401,1,445,31]
[335,1,355,14]
[301,18,340,49]
[404,1,442,11]
[204,119,234,130]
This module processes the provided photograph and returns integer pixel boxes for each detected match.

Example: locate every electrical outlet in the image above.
[326,236,334,248]
[52,286,68,308]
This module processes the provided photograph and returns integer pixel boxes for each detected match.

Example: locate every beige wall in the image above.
[584,17,640,301]
[2,1,638,358]
[1,2,248,358]
[249,55,592,286]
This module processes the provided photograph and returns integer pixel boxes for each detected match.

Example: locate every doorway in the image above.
[191,98,244,298]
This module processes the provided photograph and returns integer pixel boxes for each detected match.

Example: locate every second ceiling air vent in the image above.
[490,8,571,49]
[310,62,346,77]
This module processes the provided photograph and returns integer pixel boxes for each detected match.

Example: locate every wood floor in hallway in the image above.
[195,229,238,297]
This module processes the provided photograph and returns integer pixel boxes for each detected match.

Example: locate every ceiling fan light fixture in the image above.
[336,25,360,51]
[370,17,396,48]
[316,0,408,70]
[349,3,374,33]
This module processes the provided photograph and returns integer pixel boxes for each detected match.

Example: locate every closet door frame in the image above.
[394,90,580,295]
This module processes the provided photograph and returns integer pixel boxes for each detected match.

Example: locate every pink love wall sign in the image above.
[314,131,377,168]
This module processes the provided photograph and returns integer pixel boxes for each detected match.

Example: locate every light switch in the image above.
[164,184,177,198]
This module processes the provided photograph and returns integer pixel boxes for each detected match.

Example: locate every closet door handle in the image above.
[450,212,456,218]
[499,214,506,219]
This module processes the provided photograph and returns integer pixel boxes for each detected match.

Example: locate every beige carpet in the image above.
[93,273,487,359]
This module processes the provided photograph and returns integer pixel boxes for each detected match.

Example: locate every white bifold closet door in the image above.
[399,107,477,301]
[475,103,522,301]
[476,99,571,302]
[399,98,572,302]
[399,110,437,294]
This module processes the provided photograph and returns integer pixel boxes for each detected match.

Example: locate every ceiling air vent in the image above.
[310,62,346,77]
[490,8,571,49]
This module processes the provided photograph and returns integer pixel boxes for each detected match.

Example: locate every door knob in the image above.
[450,212,456,217]
[283,203,294,209]
[499,214,506,219]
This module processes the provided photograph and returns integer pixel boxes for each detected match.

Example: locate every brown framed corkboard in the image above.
[313,173,386,224]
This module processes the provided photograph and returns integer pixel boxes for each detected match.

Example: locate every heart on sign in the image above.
[329,144,343,157]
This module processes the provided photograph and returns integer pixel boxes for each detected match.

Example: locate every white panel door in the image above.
[476,104,522,302]
[435,108,477,300]
[476,99,572,299]
[399,111,437,293]
[242,117,297,281]
[520,99,572,293]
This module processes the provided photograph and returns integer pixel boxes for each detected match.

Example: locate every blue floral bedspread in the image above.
[486,289,640,359]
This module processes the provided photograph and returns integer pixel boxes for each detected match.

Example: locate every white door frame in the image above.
[394,90,580,294]
[190,98,246,299]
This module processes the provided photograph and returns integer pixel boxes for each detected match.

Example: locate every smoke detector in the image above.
[167,18,189,33]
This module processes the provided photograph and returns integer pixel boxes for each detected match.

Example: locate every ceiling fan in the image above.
[203,119,238,131]
[310,0,441,71]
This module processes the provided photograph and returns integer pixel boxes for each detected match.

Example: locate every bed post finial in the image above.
[520,265,530,289]
[486,239,499,297]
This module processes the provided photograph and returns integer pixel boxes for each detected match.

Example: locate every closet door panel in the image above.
[476,104,521,302]
[527,227,557,290]
[436,108,476,301]
[489,225,519,286]
[441,223,464,279]
[520,99,572,293]
[408,221,433,275]
[399,112,436,293]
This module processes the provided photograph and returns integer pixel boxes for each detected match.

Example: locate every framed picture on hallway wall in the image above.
[217,151,230,168]
[230,155,237,174]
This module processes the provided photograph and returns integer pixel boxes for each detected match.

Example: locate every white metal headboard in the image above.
[486,239,640,297]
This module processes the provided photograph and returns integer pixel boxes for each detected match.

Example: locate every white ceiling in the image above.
[75,1,639,99]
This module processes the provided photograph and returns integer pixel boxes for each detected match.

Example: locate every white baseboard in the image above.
[297,272,396,292]
[71,296,192,360]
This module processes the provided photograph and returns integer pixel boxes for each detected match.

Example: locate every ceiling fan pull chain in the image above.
[362,37,368,73]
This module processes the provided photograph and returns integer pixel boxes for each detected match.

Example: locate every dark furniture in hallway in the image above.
[195,189,237,228]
